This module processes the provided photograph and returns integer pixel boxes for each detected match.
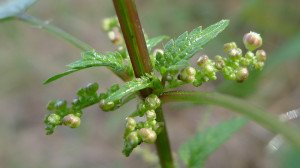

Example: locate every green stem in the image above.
[17,13,92,51]
[155,106,174,168]
[112,0,152,77]
[160,91,300,150]
[112,1,174,167]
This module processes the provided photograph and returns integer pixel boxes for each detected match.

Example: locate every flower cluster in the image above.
[163,31,266,88]
[122,94,162,156]
[45,83,99,134]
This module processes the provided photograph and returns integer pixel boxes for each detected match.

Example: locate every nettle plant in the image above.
[2,0,300,167]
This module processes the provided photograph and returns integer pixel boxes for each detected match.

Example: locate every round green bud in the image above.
[126,117,136,131]
[138,128,157,144]
[72,98,80,106]
[145,94,161,110]
[153,49,164,57]
[47,100,56,111]
[245,51,255,59]
[203,64,215,74]
[179,67,196,83]
[137,102,147,116]
[108,30,123,45]
[197,55,209,67]
[146,110,156,121]
[63,114,81,128]
[184,67,196,76]
[99,100,115,111]
[54,100,67,110]
[126,131,140,146]
[228,48,242,59]
[85,82,99,94]
[47,114,61,125]
[256,49,267,62]
[243,31,262,51]
[223,42,237,54]
[236,68,249,83]
[255,61,265,70]
[148,120,157,127]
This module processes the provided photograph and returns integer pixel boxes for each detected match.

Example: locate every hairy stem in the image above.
[160,91,300,150]
[112,0,174,167]
[17,13,92,51]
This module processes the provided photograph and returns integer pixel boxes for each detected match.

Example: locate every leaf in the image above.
[156,20,229,73]
[146,35,168,52]
[0,0,37,20]
[44,50,127,84]
[179,118,247,168]
[44,69,80,84]
[104,75,153,103]
[67,51,125,71]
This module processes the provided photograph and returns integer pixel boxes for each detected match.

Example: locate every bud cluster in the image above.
[122,94,162,156]
[102,17,125,47]
[163,31,266,88]
[98,84,121,112]
[45,82,100,134]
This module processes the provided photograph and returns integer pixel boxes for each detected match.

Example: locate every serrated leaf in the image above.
[68,51,125,71]
[179,118,246,168]
[104,75,153,103]
[156,20,229,73]
[44,50,127,84]
[0,0,37,20]
[146,35,168,52]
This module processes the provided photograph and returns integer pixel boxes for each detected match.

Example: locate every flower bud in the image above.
[99,100,115,111]
[47,100,56,111]
[126,131,140,146]
[145,94,161,110]
[197,55,209,67]
[63,114,81,128]
[243,31,262,51]
[85,82,99,94]
[138,128,157,144]
[255,61,265,70]
[47,114,61,125]
[223,42,237,54]
[126,117,136,131]
[108,30,123,45]
[72,98,80,106]
[236,68,249,82]
[153,49,164,57]
[256,49,267,62]
[228,48,242,59]
[146,110,156,121]
[179,67,196,83]
[54,100,67,110]
[203,64,215,74]
[102,17,118,31]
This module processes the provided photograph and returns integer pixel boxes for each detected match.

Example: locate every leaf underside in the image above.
[156,20,229,73]
[179,117,247,168]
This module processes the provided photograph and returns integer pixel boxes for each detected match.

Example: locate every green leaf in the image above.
[104,75,153,103]
[44,69,79,84]
[0,0,37,20]
[44,50,127,84]
[156,20,229,73]
[146,35,168,52]
[179,118,247,168]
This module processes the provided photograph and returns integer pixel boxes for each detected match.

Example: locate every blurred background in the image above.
[1,0,300,167]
